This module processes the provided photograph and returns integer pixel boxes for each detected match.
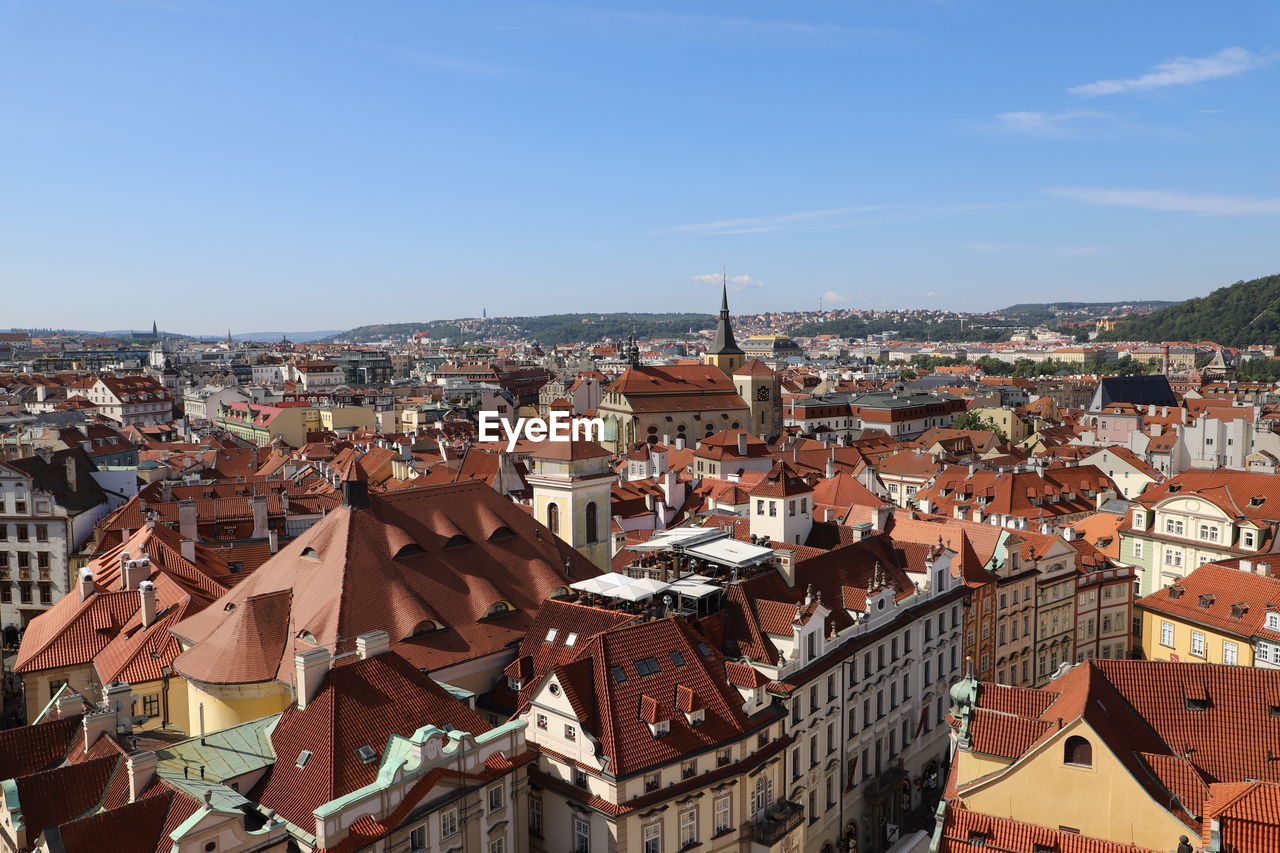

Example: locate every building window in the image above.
[574,817,591,853]
[585,502,599,544]
[529,798,543,837]
[564,724,576,740]
[1224,641,1238,665]
[1064,735,1093,767]
[1243,530,1257,549]
[769,501,777,517]
[34,524,47,542]
[1133,540,1143,559]
[409,824,427,852]
[441,807,459,838]
[1191,631,1206,658]
[142,694,160,717]
[642,823,661,853]
[488,839,505,853]
[714,794,732,834]
[536,713,548,729]
[1199,524,1220,542]
[1164,550,1183,568]
[38,583,52,605]
[547,503,560,535]
[682,759,697,779]
[1165,518,1184,536]
[488,783,504,812]
[679,807,698,847]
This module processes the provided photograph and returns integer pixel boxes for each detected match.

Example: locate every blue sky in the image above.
[1,0,1278,333]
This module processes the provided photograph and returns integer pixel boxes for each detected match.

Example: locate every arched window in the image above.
[585,502,598,544]
[1064,735,1092,767]
[547,503,560,535]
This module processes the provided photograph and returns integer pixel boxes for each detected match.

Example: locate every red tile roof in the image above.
[253,650,492,829]
[172,480,596,684]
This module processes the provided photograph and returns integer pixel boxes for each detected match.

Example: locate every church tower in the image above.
[526,440,618,571]
[703,278,745,375]
[734,358,782,439]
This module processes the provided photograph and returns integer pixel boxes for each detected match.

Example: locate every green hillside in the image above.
[1098,274,1280,346]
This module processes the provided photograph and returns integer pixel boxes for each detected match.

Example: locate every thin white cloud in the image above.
[660,207,891,236]
[691,273,765,291]
[1048,187,1280,216]
[994,109,1114,135]
[923,290,940,299]
[821,291,850,304]
[1068,47,1271,97]
[585,9,866,37]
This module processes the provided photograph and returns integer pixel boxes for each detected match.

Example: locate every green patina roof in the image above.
[154,713,280,790]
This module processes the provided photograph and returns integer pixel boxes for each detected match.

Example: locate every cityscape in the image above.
[3,2,1280,853]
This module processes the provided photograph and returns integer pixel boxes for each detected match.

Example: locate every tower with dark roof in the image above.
[703,277,745,376]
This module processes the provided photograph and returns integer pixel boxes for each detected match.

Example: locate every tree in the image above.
[949,410,1009,443]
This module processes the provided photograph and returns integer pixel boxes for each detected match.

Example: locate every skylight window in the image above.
[355,745,378,764]
[610,666,627,683]
[669,650,685,667]
[635,657,661,676]
[565,632,578,647]
[545,628,558,643]
[296,750,312,768]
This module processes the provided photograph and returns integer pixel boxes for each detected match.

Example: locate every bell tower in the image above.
[703,276,745,375]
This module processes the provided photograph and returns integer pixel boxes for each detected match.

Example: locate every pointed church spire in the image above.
[709,273,743,357]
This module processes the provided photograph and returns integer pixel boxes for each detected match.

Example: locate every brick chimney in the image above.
[355,630,390,660]
[127,751,158,802]
[178,499,198,542]
[250,494,268,539]
[295,646,330,709]
[121,555,150,591]
[139,580,157,627]
[78,567,96,602]
[64,453,79,492]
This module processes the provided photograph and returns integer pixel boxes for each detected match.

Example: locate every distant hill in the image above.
[332,313,717,345]
[228,330,342,343]
[998,300,1180,325]
[1098,274,1280,347]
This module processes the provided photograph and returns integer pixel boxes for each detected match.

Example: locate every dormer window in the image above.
[1168,586,1184,600]
[1267,612,1280,632]
[485,601,514,618]
[1199,594,1215,609]
[1232,603,1249,619]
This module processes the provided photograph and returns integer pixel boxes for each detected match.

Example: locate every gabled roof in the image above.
[746,460,812,498]
[544,616,767,777]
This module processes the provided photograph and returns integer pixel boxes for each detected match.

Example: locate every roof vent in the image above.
[355,745,378,764]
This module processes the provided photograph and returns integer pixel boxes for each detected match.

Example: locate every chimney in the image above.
[281,491,290,515]
[127,751,159,802]
[736,432,748,456]
[139,580,157,627]
[102,681,134,735]
[675,435,686,451]
[64,454,78,492]
[355,630,390,660]
[178,499,198,542]
[180,538,196,563]
[121,555,150,591]
[825,457,836,480]
[250,494,268,539]
[268,529,279,553]
[79,567,96,601]
[295,646,330,709]
[1239,559,1253,574]
[55,689,84,719]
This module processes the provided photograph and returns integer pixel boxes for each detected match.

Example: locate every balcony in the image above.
[743,799,804,848]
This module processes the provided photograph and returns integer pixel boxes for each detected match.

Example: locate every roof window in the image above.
[355,745,378,764]
[296,750,312,768]
[635,657,661,676]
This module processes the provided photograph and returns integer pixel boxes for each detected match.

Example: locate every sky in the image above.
[1,0,1278,333]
